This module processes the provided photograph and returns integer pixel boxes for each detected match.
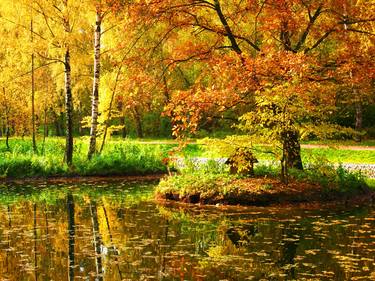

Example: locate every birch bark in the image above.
[88,11,102,159]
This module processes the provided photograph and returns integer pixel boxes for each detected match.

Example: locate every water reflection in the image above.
[0,180,373,280]
[67,193,75,281]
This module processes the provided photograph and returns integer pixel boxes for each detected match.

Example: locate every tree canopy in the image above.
[0,0,373,166]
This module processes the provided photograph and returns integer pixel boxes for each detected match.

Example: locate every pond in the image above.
[0,179,374,281]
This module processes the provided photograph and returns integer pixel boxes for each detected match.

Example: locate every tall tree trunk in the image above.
[5,122,10,150]
[121,116,127,138]
[31,19,37,153]
[64,49,74,166]
[88,12,102,159]
[42,108,47,154]
[2,88,10,150]
[52,111,62,136]
[77,102,83,136]
[67,193,75,281]
[355,101,363,130]
[133,108,143,138]
[354,99,363,142]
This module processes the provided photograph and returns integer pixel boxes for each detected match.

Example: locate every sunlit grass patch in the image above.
[0,137,169,178]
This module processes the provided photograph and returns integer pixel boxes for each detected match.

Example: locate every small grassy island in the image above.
[156,158,375,206]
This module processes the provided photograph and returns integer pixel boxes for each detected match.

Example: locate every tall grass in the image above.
[0,137,169,178]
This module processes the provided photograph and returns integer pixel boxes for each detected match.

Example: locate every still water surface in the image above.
[0,179,374,281]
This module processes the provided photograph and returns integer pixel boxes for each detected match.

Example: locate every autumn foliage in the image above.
[0,0,373,168]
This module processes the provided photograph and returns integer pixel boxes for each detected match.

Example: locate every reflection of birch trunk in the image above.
[90,201,103,281]
[33,204,38,281]
[6,205,12,273]
[67,193,75,281]
[43,205,53,271]
[158,219,169,280]
[102,205,123,279]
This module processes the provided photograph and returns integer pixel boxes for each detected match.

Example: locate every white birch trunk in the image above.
[88,11,102,159]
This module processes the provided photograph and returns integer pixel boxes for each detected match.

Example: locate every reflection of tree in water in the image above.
[0,183,374,281]
[5,205,12,275]
[226,221,301,279]
[226,224,258,246]
[101,204,122,280]
[67,193,75,281]
[90,200,104,281]
[33,203,38,281]
[276,225,301,280]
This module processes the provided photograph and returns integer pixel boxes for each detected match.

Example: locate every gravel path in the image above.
[338,163,375,178]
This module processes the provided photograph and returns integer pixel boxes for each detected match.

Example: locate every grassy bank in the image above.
[0,137,171,179]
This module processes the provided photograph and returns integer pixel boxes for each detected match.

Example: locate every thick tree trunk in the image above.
[286,131,303,170]
[281,129,303,184]
[64,49,74,166]
[88,12,102,160]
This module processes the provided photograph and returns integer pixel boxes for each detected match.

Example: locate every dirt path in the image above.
[137,140,375,151]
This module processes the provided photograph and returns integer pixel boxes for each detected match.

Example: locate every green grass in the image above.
[365,178,375,189]
[179,143,375,164]
[0,136,374,179]
[0,137,170,179]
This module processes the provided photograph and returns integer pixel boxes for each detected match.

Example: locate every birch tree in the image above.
[88,3,104,159]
